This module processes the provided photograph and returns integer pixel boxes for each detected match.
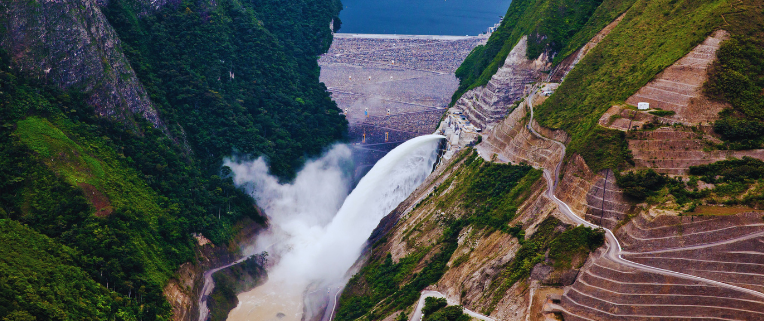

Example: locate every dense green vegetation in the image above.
[707,35,764,149]
[615,169,672,200]
[690,157,764,184]
[452,0,633,104]
[0,0,345,317]
[422,298,448,317]
[484,217,603,313]
[615,169,709,205]
[335,219,468,321]
[208,256,267,321]
[688,157,764,208]
[648,109,676,117]
[459,151,542,233]
[103,0,347,179]
[0,219,117,320]
[0,72,182,319]
[573,126,633,173]
[615,157,764,209]
[422,298,469,321]
[533,0,764,171]
[552,0,638,64]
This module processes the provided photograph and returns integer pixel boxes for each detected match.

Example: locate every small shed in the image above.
[638,102,650,110]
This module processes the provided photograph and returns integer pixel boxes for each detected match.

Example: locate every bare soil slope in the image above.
[625,30,730,125]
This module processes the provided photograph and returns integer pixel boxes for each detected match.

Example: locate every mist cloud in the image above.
[223,135,442,295]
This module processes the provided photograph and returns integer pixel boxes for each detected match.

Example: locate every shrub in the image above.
[426,306,469,321]
[615,169,669,201]
[648,109,676,117]
[423,297,448,317]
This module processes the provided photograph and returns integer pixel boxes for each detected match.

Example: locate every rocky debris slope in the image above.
[0,0,163,128]
[436,179,568,319]
[359,150,574,321]
[455,36,549,130]
[555,154,631,231]
[624,30,730,125]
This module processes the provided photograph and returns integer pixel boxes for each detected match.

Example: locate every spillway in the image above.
[225,134,445,321]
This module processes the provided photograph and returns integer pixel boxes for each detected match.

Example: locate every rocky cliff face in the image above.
[0,0,163,128]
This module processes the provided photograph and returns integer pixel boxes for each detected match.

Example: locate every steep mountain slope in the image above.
[340,0,764,320]
[0,0,345,320]
[0,0,162,127]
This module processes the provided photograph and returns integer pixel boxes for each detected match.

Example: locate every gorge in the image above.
[2,0,764,320]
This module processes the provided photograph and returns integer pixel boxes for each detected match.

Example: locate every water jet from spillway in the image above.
[223,135,444,321]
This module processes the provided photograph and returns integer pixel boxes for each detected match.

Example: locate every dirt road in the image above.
[198,256,252,321]
[525,87,764,300]
[409,290,496,321]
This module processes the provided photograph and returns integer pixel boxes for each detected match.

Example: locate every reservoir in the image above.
[338,0,511,35]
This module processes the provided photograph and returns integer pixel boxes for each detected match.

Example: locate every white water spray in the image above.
[223,135,444,320]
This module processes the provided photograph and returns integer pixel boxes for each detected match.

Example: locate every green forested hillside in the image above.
[103,0,347,178]
[452,0,622,104]
[0,0,345,319]
[455,0,763,172]
[534,0,763,172]
[0,219,116,320]
[708,33,764,149]
[335,150,603,319]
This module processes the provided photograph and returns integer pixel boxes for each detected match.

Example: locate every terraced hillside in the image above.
[562,212,764,320]
[456,37,549,130]
[626,127,764,175]
[479,102,563,172]
[562,245,764,320]
[625,30,730,124]
[342,0,764,320]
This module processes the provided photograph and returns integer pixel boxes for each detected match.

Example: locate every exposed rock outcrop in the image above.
[479,100,564,175]
[556,154,631,230]
[0,0,163,128]
[162,220,262,321]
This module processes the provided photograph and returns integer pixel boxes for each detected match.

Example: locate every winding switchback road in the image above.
[402,86,764,321]
[198,256,253,321]
[525,87,764,300]
[409,291,496,321]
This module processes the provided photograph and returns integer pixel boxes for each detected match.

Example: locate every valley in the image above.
[1,0,763,320]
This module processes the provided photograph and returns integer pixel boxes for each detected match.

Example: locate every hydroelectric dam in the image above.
[199,33,483,321]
